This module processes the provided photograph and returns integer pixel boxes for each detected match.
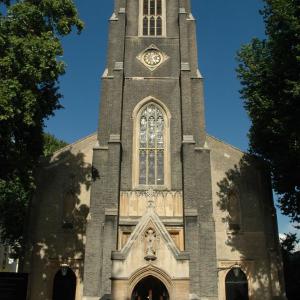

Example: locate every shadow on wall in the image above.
[216,154,286,299]
[27,148,98,293]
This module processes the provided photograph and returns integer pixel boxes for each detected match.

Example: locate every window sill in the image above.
[133,185,171,191]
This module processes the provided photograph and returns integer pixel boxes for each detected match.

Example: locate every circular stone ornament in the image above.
[143,50,162,66]
[137,44,169,71]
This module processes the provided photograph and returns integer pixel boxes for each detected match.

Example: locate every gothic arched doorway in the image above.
[131,275,169,300]
[225,268,249,300]
[52,267,76,300]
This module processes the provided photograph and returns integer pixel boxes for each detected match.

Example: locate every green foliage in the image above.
[43,132,67,156]
[0,0,83,253]
[237,0,300,224]
[0,177,31,254]
[281,233,299,256]
[280,233,300,299]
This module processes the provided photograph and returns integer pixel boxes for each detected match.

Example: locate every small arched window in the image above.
[62,191,76,229]
[227,189,241,233]
[133,99,170,189]
[225,268,249,300]
[140,0,166,36]
[53,267,76,300]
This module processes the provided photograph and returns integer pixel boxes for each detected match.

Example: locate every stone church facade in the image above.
[24,1,286,300]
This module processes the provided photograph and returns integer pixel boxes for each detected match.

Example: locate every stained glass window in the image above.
[150,0,155,15]
[156,17,162,36]
[143,17,148,36]
[150,17,155,36]
[139,104,165,186]
[157,0,162,15]
[142,0,164,36]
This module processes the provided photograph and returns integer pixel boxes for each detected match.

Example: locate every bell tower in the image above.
[83,0,218,299]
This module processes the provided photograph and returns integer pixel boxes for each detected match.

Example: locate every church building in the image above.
[25,1,286,300]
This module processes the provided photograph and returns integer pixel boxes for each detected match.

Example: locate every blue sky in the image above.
[46,0,261,148]
[43,0,296,236]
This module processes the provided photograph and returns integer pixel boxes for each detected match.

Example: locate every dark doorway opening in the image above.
[0,273,28,300]
[226,268,249,300]
[52,268,76,300]
[131,275,169,300]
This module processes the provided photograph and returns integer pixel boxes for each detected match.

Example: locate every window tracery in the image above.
[141,0,165,36]
[139,104,165,186]
[132,99,170,189]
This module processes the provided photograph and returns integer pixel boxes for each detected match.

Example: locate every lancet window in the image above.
[141,0,165,36]
[138,104,165,186]
[225,268,249,300]
[227,189,241,233]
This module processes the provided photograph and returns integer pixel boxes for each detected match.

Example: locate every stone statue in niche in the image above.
[144,228,157,261]
[146,188,156,210]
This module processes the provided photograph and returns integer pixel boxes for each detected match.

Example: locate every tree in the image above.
[43,132,68,156]
[237,0,300,225]
[280,234,300,299]
[281,233,299,257]
[0,0,83,254]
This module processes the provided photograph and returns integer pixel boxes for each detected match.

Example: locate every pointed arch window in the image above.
[227,189,242,233]
[140,0,166,36]
[139,104,165,185]
[225,268,249,300]
[133,100,170,189]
